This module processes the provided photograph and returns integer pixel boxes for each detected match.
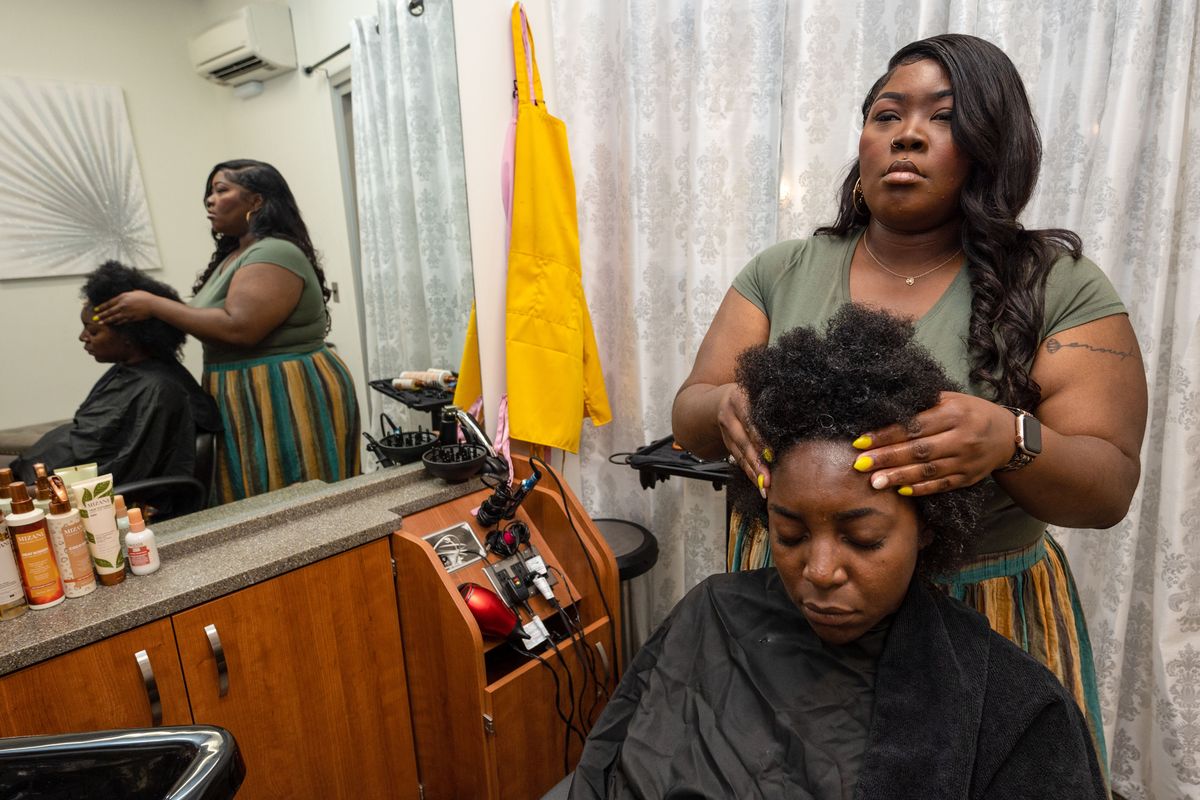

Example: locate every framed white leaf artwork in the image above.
[0,76,162,280]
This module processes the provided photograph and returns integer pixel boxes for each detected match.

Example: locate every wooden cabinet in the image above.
[0,618,191,737]
[394,456,621,800]
[173,539,420,799]
[0,540,420,800]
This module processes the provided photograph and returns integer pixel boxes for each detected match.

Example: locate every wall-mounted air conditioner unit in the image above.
[188,4,297,87]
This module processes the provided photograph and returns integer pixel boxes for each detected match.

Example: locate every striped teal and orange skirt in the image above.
[203,346,362,504]
[728,514,1108,783]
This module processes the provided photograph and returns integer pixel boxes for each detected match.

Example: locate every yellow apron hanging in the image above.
[457,4,611,453]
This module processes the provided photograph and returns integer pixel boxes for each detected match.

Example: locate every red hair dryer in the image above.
[458,583,522,641]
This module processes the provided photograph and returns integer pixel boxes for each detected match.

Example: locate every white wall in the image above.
[0,0,227,426]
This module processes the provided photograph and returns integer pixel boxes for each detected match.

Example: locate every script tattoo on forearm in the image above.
[1045,337,1134,360]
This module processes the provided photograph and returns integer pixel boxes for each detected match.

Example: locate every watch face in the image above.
[1020,414,1043,455]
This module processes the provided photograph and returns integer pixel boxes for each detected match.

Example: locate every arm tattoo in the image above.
[1045,337,1133,360]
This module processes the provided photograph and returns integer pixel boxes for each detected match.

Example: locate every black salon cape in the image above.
[12,360,220,494]
[570,569,1106,800]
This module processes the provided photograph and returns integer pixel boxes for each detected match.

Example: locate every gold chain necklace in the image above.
[862,234,962,286]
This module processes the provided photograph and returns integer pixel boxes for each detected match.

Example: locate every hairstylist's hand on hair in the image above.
[847,391,1014,496]
[95,290,166,326]
[717,383,771,496]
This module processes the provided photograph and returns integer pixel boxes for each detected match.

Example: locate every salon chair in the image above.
[113,430,217,522]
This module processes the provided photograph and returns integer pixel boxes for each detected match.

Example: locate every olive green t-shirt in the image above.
[732,230,1127,555]
[191,237,327,365]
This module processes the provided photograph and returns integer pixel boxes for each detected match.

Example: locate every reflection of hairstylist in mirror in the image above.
[575,307,1106,798]
[96,160,361,503]
[12,262,220,507]
[672,35,1146,772]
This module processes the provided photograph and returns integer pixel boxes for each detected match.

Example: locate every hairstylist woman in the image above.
[672,34,1146,775]
[96,159,361,503]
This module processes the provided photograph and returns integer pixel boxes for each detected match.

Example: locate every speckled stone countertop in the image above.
[0,464,482,676]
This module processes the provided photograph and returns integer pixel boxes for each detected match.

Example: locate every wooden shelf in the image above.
[392,455,620,800]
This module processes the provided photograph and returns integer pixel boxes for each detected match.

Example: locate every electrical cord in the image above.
[549,563,611,725]
[512,641,583,774]
[530,455,620,685]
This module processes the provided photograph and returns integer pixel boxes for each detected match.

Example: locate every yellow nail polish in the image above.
[853,455,874,472]
[852,435,872,450]
[898,486,914,496]
[761,446,774,464]
[757,474,765,491]
[92,306,99,312]
[91,315,99,322]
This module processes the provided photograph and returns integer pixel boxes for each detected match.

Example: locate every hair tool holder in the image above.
[364,413,436,467]
[389,453,622,799]
[420,406,508,483]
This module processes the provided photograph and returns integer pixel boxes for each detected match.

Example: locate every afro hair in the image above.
[83,261,186,363]
[729,303,986,580]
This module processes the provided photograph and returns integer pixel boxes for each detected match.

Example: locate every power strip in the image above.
[483,545,558,605]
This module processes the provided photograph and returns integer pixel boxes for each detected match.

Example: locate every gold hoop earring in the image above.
[245,210,254,223]
[852,177,868,215]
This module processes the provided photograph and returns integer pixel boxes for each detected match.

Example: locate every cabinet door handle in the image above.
[594,640,611,682]
[204,623,230,697]
[134,649,162,727]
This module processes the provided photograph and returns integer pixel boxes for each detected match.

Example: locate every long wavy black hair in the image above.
[84,261,186,362]
[815,34,1081,410]
[729,304,986,580]
[194,159,332,329]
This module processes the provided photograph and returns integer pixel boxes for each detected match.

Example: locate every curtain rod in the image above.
[302,0,425,75]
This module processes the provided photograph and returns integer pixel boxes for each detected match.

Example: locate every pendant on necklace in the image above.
[905,277,915,286]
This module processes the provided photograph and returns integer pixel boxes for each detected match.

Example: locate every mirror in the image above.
[0,0,476,541]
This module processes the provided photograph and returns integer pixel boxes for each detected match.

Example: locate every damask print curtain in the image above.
[351,0,473,434]
[549,0,788,644]
[551,1,1199,797]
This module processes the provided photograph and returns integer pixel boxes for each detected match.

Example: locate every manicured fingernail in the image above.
[897,486,914,496]
[853,455,874,472]
[92,315,100,321]
[852,435,872,450]
[871,473,889,489]
[761,446,774,464]
[757,474,765,491]
[92,306,99,312]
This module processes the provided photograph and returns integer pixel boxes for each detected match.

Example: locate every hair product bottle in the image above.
[68,474,125,586]
[124,508,160,577]
[113,494,131,555]
[0,468,14,516]
[7,482,65,609]
[0,512,29,620]
[33,464,53,514]
[45,477,97,598]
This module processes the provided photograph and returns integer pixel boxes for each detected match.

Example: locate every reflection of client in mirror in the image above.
[571,306,1105,799]
[12,262,220,508]
[96,160,361,503]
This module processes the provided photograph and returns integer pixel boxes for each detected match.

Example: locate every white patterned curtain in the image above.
[553,1,1199,797]
[550,0,787,635]
[351,0,473,436]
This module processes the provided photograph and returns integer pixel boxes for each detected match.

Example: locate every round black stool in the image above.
[592,518,659,668]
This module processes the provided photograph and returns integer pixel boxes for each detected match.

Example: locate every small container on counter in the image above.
[124,508,160,576]
[114,494,131,555]
[32,464,53,514]
[7,482,65,610]
[0,467,14,517]
[0,512,29,620]
[46,476,97,598]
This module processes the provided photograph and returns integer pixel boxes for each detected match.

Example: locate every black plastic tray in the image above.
[368,379,454,410]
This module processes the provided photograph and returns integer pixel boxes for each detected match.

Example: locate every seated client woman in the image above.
[571,305,1105,799]
[12,262,220,498]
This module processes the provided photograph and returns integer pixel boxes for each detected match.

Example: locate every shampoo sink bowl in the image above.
[0,725,244,800]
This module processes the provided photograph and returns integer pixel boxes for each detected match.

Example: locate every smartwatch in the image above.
[998,407,1042,471]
